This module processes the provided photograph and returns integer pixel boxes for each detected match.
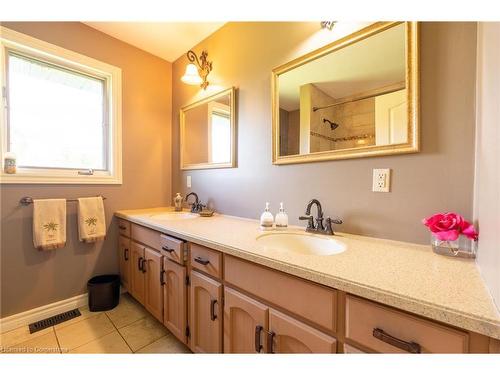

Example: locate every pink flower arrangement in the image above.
[422,212,478,241]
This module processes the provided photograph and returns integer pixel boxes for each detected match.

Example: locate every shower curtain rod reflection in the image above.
[312,84,405,112]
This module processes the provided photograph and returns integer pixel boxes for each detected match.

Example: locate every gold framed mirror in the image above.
[180,87,236,170]
[272,22,419,165]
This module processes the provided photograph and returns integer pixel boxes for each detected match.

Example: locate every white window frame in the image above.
[0,27,122,184]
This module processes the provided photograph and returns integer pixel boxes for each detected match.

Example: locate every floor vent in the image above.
[29,308,81,333]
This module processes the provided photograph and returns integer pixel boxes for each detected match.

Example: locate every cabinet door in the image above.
[144,247,163,322]
[189,271,222,353]
[223,287,268,353]
[130,241,145,304]
[163,258,187,343]
[268,309,336,353]
[118,236,131,291]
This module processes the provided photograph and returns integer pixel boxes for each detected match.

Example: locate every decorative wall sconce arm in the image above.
[181,49,213,90]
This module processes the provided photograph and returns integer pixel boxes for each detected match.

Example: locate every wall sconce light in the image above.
[181,50,213,90]
[320,21,336,30]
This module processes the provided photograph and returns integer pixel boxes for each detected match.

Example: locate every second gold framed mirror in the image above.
[180,87,236,170]
[272,22,419,165]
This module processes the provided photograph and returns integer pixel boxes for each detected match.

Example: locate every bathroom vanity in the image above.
[115,208,500,353]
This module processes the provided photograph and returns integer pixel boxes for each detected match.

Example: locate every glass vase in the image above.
[430,234,477,259]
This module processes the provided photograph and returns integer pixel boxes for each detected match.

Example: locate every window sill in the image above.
[0,172,122,185]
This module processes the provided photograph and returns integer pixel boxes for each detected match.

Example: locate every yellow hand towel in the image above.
[78,197,106,243]
[33,199,66,250]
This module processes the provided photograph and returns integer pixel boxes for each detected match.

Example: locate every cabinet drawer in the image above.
[190,243,222,279]
[345,295,469,353]
[117,219,130,237]
[224,255,337,333]
[131,223,162,251]
[160,234,186,265]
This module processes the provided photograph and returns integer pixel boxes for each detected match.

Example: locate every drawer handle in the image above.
[141,258,147,273]
[210,299,218,321]
[124,248,129,261]
[160,270,166,285]
[119,225,127,230]
[138,256,143,271]
[194,256,210,266]
[162,246,175,253]
[254,325,263,353]
[267,331,275,354]
[372,328,421,354]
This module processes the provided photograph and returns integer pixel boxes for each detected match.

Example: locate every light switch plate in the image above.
[186,175,191,188]
[372,169,391,192]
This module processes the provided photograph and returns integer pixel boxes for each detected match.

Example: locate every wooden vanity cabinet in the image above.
[189,271,223,353]
[144,247,164,321]
[117,218,497,354]
[130,241,146,304]
[163,258,187,344]
[224,287,269,353]
[118,235,131,291]
[129,241,164,320]
[269,309,337,353]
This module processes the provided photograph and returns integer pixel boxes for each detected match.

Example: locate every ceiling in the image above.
[279,23,406,111]
[83,22,226,62]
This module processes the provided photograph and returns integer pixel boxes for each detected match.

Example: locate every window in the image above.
[208,102,231,164]
[0,27,122,184]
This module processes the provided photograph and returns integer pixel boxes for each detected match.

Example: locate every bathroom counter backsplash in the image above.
[115,207,500,340]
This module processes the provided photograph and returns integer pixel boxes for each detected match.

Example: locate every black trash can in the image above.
[87,274,120,312]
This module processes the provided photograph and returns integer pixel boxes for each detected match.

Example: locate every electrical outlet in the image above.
[186,175,191,188]
[372,169,391,192]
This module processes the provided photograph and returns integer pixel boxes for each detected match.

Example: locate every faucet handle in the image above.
[299,215,314,229]
[324,217,342,235]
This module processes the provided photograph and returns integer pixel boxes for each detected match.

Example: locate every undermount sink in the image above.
[149,212,198,220]
[256,232,346,256]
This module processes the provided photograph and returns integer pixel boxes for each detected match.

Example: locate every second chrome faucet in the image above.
[299,199,342,235]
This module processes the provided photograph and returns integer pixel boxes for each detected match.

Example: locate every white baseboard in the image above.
[0,293,88,334]
[0,286,127,334]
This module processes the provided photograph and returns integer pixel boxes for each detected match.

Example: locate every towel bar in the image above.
[19,196,106,206]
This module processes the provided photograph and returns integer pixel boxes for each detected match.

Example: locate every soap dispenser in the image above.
[275,202,288,230]
[259,202,274,231]
[174,193,183,211]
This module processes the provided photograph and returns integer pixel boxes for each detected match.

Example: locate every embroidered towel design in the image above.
[78,197,106,242]
[33,199,67,250]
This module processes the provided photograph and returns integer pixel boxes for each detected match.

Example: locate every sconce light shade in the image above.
[181,50,212,89]
[181,63,203,85]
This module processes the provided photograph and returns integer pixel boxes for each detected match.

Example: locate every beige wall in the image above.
[474,22,500,308]
[172,22,477,245]
[0,22,172,318]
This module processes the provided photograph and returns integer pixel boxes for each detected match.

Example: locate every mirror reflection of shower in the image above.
[323,118,339,130]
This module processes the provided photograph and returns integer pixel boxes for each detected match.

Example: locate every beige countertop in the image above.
[115,207,500,340]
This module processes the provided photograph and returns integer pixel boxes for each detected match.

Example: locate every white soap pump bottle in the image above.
[275,202,288,230]
[260,202,274,231]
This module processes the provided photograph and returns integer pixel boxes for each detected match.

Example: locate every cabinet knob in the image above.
[162,246,174,253]
[372,328,421,353]
[254,325,263,353]
[141,258,147,273]
[119,225,126,230]
[210,299,218,321]
[124,248,129,261]
[194,256,210,266]
[160,270,166,285]
[267,331,275,354]
[138,257,143,271]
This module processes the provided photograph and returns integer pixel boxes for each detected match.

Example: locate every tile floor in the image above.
[0,293,191,354]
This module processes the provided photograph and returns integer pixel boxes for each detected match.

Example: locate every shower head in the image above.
[323,118,339,130]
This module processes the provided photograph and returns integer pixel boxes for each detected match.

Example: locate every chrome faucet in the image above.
[299,199,342,235]
[185,192,205,213]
